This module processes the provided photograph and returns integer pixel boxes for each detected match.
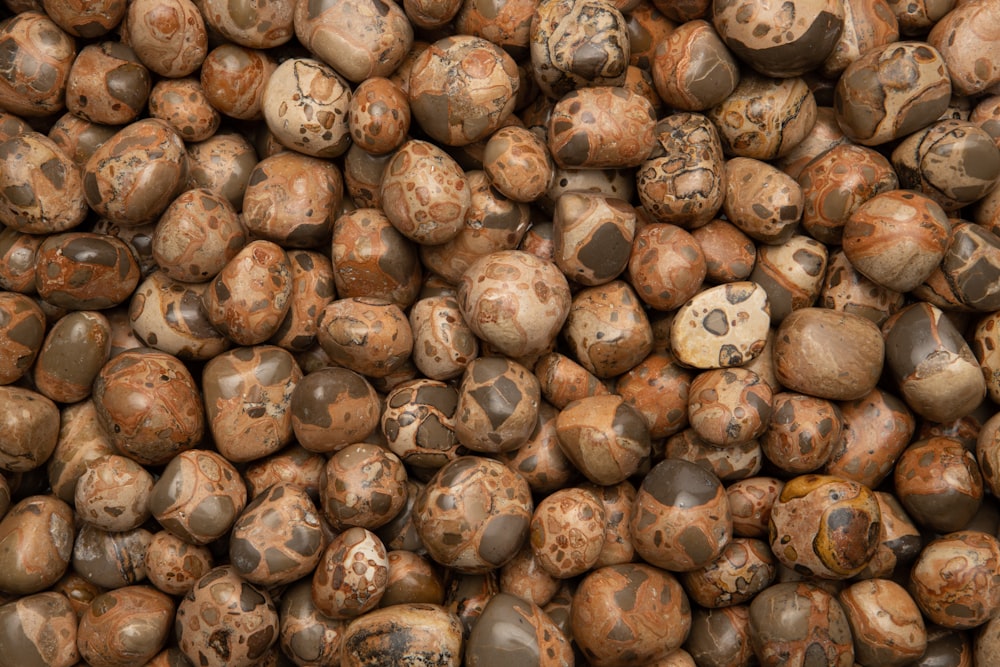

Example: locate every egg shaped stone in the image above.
[83,118,188,226]
[408,35,519,147]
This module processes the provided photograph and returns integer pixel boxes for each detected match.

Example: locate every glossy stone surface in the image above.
[630,458,731,572]
[414,457,532,573]
[93,348,203,465]
[175,566,278,667]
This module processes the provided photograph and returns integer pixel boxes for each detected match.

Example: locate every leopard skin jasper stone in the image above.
[855,491,921,580]
[0,12,76,117]
[93,348,204,466]
[910,531,1000,630]
[556,394,650,486]
[495,401,578,496]
[727,476,784,539]
[723,157,803,245]
[409,296,479,381]
[34,310,111,404]
[291,367,380,454]
[690,219,757,284]
[408,35,519,147]
[938,222,1000,312]
[834,41,952,147]
[340,604,464,667]
[686,606,756,667]
[0,496,74,595]
[664,428,764,482]
[762,392,843,476]
[772,307,884,401]
[928,0,1000,96]
[894,436,983,533]
[203,240,293,347]
[331,208,421,309]
[229,483,325,587]
[185,132,258,210]
[278,580,346,667]
[147,77,220,143]
[750,235,828,324]
[712,0,844,78]
[316,297,413,378]
[670,281,771,370]
[176,566,278,667]
[145,531,214,596]
[35,232,141,311]
[651,20,740,112]
[382,379,462,469]
[483,125,554,203]
[0,386,58,473]
[125,0,207,78]
[76,586,175,667]
[466,593,574,667]
[553,192,636,286]
[200,0,294,48]
[458,250,571,361]
[267,250,335,353]
[842,190,951,294]
[72,523,148,589]
[749,582,855,667]
[66,41,150,126]
[465,592,573,667]
[975,312,1000,405]
[820,249,904,327]
[687,367,773,447]
[380,139,470,245]
[262,57,353,159]
[571,563,691,666]
[774,106,850,180]
[0,591,79,667]
[151,187,246,284]
[320,444,408,532]
[199,44,276,121]
[681,538,776,609]
[242,151,344,249]
[129,272,231,362]
[347,76,410,156]
[707,74,817,161]
[838,579,927,667]
[150,449,247,546]
[202,345,302,463]
[535,351,611,410]
[0,292,44,385]
[636,113,726,229]
[292,0,412,83]
[418,170,532,285]
[529,0,630,100]
[547,86,656,169]
[824,388,914,489]
[562,280,653,378]
[0,132,87,235]
[820,0,900,78]
[414,456,533,573]
[886,0,953,36]
[529,487,606,578]
[83,118,188,226]
[891,120,1000,213]
[47,112,119,167]
[630,458,731,572]
[883,302,986,424]
[768,474,881,579]
[0,227,42,294]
